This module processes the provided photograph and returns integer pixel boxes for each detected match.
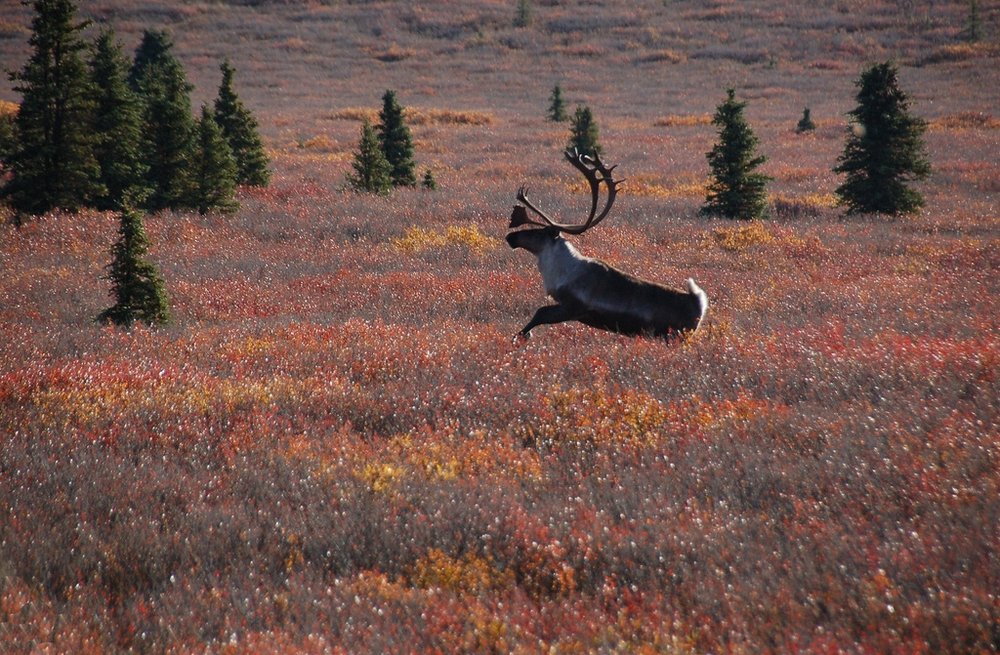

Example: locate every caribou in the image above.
[506,150,708,340]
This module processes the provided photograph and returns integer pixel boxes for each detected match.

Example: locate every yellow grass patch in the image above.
[548,43,607,57]
[331,107,494,126]
[27,376,312,433]
[705,221,776,252]
[407,108,494,126]
[918,43,1000,66]
[801,192,838,208]
[359,462,405,494]
[392,224,496,254]
[407,549,513,594]
[330,107,378,123]
[539,386,670,448]
[565,175,706,199]
[604,174,708,198]
[930,112,1000,130]
[299,134,339,151]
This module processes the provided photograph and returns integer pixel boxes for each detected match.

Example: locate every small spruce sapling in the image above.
[377,90,417,187]
[515,0,532,28]
[422,169,438,190]
[701,89,771,220]
[98,202,170,327]
[568,105,602,157]
[548,84,568,122]
[347,119,392,195]
[796,107,816,133]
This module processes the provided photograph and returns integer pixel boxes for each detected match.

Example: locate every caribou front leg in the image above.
[516,304,578,340]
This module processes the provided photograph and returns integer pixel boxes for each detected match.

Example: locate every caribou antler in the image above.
[509,149,624,235]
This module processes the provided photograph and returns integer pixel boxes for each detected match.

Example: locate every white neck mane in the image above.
[537,238,587,295]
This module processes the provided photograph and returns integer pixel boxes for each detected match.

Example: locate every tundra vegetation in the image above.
[0,1,997,653]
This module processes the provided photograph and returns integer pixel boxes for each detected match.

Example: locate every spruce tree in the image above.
[347,119,392,195]
[190,104,238,214]
[834,62,930,215]
[796,107,816,133]
[98,203,170,327]
[422,169,437,190]
[0,105,15,166]
[962,0,982,43]
[128,29,174,91]
[377,90,417,187]
[514,0,532,28]
[701,89,771,220]
[89,28,148,210]
[3,0,100,215]
[548,84,567,122]
[214,59,270,186]
[135,48,196,212]
[568,105,601,157]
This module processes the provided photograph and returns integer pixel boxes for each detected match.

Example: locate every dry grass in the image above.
[609,174,707,199]
[930,112,1000,130]
[653,114,713,127]
[331,106,494,126]
[635,48,686,64]
[917,42,1000,66]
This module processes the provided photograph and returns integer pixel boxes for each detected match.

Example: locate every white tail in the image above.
[685,278,708,322]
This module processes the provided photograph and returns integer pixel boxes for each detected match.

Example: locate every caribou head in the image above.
[506,149,708,340]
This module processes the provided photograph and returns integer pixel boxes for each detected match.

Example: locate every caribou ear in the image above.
[509,205,531,228]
